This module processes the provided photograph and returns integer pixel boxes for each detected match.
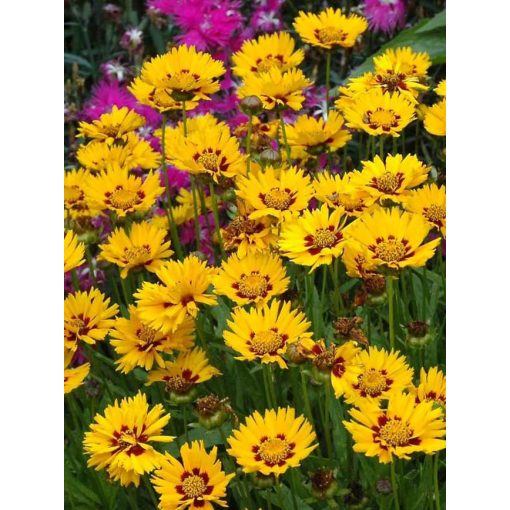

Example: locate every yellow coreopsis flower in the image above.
[65,168,101,219]
[98,220,173,278]
[344,346,414,405]
[403,183,446,237]
[298,338,362,398]
[64,230,85,272]
[227,407,317,476]
[77,133,160,172]
[343,89,415,137]
[64,288,119,350]
[345,207,440,271]
[85,166,164,217]
[77,105,146,143]
[110,305,195,373]
[64,348,90,394]
[213,251,290,307]
[293,7,368,49]
[224,300,312,368]
[313,171,374,216]
[168,124,246,182]
[129,44,225,111]
[152,440,235,510]
[135,255,217,334]
[83,391,174,487]
[222,201,278,258]
[285,111,352,158]
[373,47,432,80]
[424,99,446,137]
[232,31,304,78]
[146,347,221,396]
[279,204,348,271]
[412,367,446,408]
[343,391,446,463]
[236,165,313,222]
[350,153,429,204]
[237,67,312,112]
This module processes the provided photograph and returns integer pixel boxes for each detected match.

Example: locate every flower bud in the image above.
[240,95,263,116]
[258,148,282,167]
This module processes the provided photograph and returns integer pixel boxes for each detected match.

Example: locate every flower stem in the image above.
[246,115,253,176]
[277,109,292,162]
[209,182,226,258]
[160,113,183,259]
[387,275,397,351]
[433,454,441,510]
[325,50,331,114]
[390,461,400,510]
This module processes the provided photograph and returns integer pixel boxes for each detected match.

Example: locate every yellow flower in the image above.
[83,391,174,487]
[227,407,317,476]
[146,347,221,395]
[344,346,414,405]
[343,89,415,137]
[135,255,217,334]
[424,99,446,137]
[64,288,119,350]
[293,7,368,49]
[222,201,278,258]
[232,31,304,78]
[236,165,313,222]
[213,251,290,307]
[434,79,446,97]
[65,168,101,218]
[168,123,246,181]
[224,300,312,368]
[85,166,164,218]
[238,67,312,112]
[64,348,90,394]
[77,133,160,172]
[279,204,348,271]
[110,305,195,373]
[350,154,429,204]
[152,440,234,510]
[373,47,432,80]
[285,111,352,158]
[129,44,225,111]
[77,106,145,143]
[343,391,446,463]
[403,183,446,236]
[299,338,362,397]
[98,220,173,278]
[412,367,446,408]
[345,207,440,271]
[313,171,374,216]
[64,230,85,272]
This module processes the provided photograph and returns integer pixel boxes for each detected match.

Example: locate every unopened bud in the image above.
[240,95,263,116]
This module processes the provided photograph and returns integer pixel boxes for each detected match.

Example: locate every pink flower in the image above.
[363,0,407,34]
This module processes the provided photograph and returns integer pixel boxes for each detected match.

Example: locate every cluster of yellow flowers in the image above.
[64,6,446,508]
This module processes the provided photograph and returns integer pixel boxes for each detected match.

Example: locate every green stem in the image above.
[190,176,202,252]
[433,454,441,510]
[390,461,400,510]
[387,275,397,351]
[209,182,226,258]
[160,113,184,259]
[325,50,332,114]
[246,115,253,176]
[277,109,292,162]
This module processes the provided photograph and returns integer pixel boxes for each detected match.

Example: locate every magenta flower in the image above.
[363,0,407,34]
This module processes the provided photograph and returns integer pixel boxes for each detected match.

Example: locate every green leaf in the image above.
[350,19,445,78]
[64,52,92,70]
[415,9,446,34]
